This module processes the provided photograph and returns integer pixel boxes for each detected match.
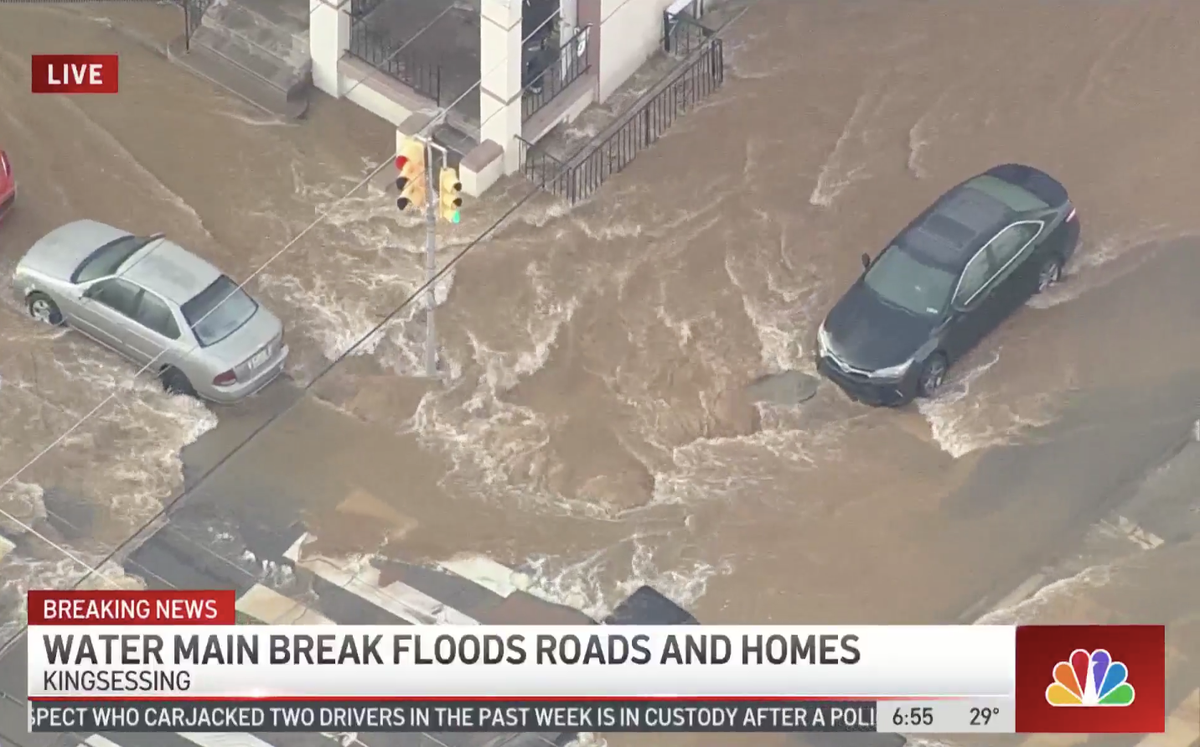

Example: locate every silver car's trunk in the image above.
[200,306,282,380]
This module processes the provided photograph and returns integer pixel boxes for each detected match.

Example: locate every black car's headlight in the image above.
[816,323,832,357]
[866,359,913,379]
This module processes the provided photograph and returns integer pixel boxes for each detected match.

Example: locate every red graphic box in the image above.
[1016,625,1165,733]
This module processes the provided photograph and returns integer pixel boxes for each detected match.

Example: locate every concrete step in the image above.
[431,123,477,164]
[168,33,308,120]
[202,0,310,70]
[190,24,309,97]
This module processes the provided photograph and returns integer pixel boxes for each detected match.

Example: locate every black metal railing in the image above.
[663,4,713,58]
[521,25,591,123]
[348,0,385,20]
[516,135,568,192]
[180,0,216,48]
[518,36,724,205]
[347,21,442,104]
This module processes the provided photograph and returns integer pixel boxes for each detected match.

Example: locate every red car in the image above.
[0,150,14,220]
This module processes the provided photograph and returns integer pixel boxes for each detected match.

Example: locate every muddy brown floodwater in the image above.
[1,4,1198,738]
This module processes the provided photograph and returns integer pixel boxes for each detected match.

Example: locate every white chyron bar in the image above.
[27,625,1016,699]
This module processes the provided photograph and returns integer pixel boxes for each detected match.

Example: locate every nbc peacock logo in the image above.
[1046,648,1136,707]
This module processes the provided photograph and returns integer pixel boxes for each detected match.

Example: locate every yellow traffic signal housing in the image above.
[394,138,427,212]
[438,167,462,224]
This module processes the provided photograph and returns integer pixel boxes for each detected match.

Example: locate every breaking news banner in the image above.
[25,590,1166,735]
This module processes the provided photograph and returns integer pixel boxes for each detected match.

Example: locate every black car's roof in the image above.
[896,183,1014,273]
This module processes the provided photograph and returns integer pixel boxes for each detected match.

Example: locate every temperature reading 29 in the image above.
[970,707,1000,726]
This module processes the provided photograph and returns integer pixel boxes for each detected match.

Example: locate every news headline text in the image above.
[27,625,1017,699]
[41,630,861,667]
[28,699,879,733]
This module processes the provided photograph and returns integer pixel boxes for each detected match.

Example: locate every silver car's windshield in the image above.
[73,236,154,284]
[863,246,956,317]
[182,275,258,347]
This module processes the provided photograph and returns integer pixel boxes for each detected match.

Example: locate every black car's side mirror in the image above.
[860,253,872,270]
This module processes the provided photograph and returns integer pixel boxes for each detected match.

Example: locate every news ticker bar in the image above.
[29,699,1015,733]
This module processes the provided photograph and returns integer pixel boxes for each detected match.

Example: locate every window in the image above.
[953,250,996,307]
[988,222,1040,267]
[135,292,181,340]
[863,246,958,317]
[72,235,154,284]
[181,275,258,347]
[85,278,143,317]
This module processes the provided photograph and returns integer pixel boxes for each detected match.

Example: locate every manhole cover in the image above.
[745,370,820,406]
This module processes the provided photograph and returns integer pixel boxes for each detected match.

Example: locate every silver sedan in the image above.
[10,220,288,403]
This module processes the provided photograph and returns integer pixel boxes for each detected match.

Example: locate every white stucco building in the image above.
[308,0,699,195]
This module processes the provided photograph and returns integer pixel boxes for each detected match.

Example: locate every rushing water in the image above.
[2,0,1200,640]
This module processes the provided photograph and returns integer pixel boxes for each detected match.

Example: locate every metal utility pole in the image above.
[422,138,448,377]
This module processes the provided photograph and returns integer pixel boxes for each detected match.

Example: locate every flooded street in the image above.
[1,0,1199,740]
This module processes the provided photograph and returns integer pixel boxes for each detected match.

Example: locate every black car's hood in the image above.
[823,282,938,370]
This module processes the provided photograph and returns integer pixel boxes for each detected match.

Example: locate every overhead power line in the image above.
[0,5,747,658]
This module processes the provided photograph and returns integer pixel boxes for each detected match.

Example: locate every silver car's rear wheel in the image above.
[160,366,196,398]
[27,293,63,326]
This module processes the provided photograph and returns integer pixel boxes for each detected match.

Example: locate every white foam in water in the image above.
[647,422,848,508]
[0,335,215,630]
[723,251,823,373]
[0,480,47,533]
[564,734,608,747]
[724,33,777,81]
[915,350,1053,459]
[1027,225,1188,310]
[512,199,573,229]
[475,296,579,392]
[914,225,1200,458]
[809,86,882,207]
[217,109,295,128]
[399,264,591,514]
[916,351,1002,458]
[912,228,1185,458]
[975,564,1113,626]
[0,557,145,641]
[522,535,733,620]
[256,170,458,379]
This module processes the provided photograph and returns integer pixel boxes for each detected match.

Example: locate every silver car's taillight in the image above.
[0,152,10,178]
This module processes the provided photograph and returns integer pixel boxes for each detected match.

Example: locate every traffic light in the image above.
[438,167,462,224]
[394,138,427,212]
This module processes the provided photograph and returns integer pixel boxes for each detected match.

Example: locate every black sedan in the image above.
[816,164,1080,406]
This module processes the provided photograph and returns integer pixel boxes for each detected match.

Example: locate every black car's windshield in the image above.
[73,235,154,284]
[863,246,956,317]
[182,275,258,347]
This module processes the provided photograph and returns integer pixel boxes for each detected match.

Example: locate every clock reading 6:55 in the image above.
[892,706,934,727]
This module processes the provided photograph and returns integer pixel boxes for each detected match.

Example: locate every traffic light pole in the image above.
[421,138,449,377]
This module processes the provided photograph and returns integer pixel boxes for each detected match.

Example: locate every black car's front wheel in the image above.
[916,354,948,399]
[1035,255,1063,294]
